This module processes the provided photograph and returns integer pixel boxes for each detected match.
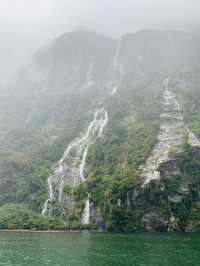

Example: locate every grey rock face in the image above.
[141,78,200,187]
[168,194,182,203]
[142,211,168,232]
[141,79,187,186]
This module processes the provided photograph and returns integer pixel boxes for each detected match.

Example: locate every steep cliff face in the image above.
[0,29,200,231]
[0,30,118,209]
[135,78,200,232]
[141,78,200,186]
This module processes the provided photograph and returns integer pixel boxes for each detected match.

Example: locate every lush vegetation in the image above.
[0,30,117,212]
[0,30,200,232]
[0,204,65,230]
[71,77,163,231]
[172,54,200,137]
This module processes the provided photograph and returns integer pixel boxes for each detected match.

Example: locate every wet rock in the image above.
[90,207,104,230]
[168,194,182,203]
[168,215,180,232]
[141,79,187,186]
[142,211,168,232]
[185,222,195,233]
[179,182,189,194]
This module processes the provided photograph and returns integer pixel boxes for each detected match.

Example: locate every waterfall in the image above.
[141,79,186,186]
[41,177,53,216]
[81,194,90,225]
[185,127,200,147]
[42,41,120,220]
[80,147,88,182]
[98,110,108,137]
[42,108,108,218]
[114,39,121,70]
[80,109,108,224]
[110,39,122,96]
[141,78,200,187]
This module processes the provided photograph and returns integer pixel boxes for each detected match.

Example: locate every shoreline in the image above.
[0,229,104,233]
[0,230,199,234]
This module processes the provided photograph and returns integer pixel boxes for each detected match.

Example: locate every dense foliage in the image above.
[0,204,65,230]
[81,78,162,231]
[0,29,200,232]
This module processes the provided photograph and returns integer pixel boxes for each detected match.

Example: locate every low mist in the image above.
[0,0,200,82]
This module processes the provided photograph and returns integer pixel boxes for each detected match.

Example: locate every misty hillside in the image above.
[1,29,200,231]
[120,30,197,74]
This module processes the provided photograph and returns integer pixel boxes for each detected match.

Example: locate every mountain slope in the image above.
[0,29,200,231]
[0,30,117,210]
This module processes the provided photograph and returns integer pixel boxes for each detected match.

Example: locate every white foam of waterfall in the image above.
[80,109,108,224]
[142,79,185,186]
[41,200,49,216]
[141,78,200,187]
[48,177,53,200]
[42,108,108,217]
[114,39,121,70]
[168,85,200,147]
[110,86,118,96]
[80,147,88,182]
[110,39,122,96]
[186,127,200,147]
[41,177,53,216]
[98,110,108,137]
[82,194,90,225]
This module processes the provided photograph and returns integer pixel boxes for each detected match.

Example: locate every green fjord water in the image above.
[0,232,199,266]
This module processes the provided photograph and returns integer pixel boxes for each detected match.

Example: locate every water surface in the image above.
[0,232,199,265]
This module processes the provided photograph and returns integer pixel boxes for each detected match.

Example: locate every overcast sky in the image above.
[1,0,200,82]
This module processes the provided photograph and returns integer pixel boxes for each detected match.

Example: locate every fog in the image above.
[1,0,200,82]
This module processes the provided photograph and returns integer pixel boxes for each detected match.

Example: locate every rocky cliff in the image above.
[0,29,200,231]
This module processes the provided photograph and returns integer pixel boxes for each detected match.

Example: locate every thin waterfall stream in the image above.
[42,108,108,222]
[110,39,122,96]
[42,42,122,223]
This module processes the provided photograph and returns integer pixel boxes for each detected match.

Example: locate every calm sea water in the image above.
[0,232,199,266]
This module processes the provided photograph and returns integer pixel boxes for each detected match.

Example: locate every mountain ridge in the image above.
[0,28,200,231]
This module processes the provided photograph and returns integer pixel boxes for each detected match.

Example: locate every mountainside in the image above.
[1,29,200,231]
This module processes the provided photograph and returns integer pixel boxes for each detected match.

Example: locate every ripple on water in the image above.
[0,232,200,266]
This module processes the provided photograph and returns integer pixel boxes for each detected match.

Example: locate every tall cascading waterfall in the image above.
[141,78,200,187]
[42,108,108,224]
[42,39,122,222]
[80,41,122,224]
[110,39,122,96]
